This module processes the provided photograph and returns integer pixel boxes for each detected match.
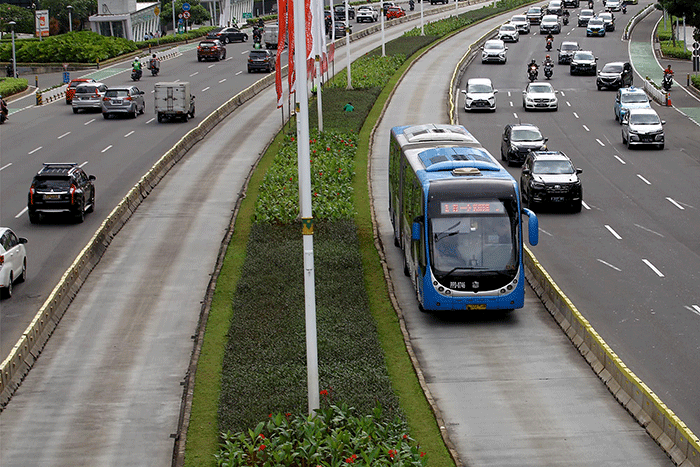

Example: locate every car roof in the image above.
[531,151,569,161]
[468,78,493,85]
[528,81,554,88]
[76,82,106,87]
[620,86,645,94]
[485,39,505,44]
[542,14,558,19]
[628,108,658,116]
[510,123,541,131]
[580,9,594,14]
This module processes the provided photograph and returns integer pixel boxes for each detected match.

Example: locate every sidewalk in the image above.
[629,9,700,124]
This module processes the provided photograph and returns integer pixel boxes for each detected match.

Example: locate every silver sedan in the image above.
[101,86,146,118]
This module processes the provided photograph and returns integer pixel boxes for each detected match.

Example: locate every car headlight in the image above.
[531,181,546,189]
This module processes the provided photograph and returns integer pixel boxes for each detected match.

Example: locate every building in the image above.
[88,0,159,41]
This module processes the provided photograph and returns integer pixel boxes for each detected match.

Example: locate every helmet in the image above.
[153,54,156,58]
[546,55,550,59]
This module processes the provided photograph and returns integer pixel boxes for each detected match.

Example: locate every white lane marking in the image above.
[15,207,28,218]
[642,259,664,277]
[634,223,664,237]
[28,146,42,155]
[614,155,626,164]
[219,78,227,83]
[510,101,513,106]
[241,50,248,55]
[84,118,95,125]
[508,91,512,97]
[0,163,12,171]
[560,91,566,97]
[636,174,651,185]
[58,131,71,139]
[539,228,553,237]
[597,259,621,271]
[79,161,89,167]
[573,111,579,118]
[513,112,518,119]
[582,124,590,131]
[688,305,700,317]
[581,200,590,210]
[596,139,605,146]
[236,70,243,75]
[101,145,113,153]
[566,101,571,107]
[124,130,135,138]
[208,64,216,69]
[146,117,155,124]
[666,197,684,210]
[605,224,622,240]
[202,86,210,92]
[190,71,199,77]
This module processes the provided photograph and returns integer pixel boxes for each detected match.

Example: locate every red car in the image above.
[386,6,405,19]
[65,78,96,104]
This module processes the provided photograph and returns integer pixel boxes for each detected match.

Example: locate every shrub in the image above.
[0,77,29,98]
[216,404,427,467]
[660,41,691,60]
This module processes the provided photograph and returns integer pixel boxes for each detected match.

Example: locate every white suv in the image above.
[462,78,498,111]
[621,108,665,149]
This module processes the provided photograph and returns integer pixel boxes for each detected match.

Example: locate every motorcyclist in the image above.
[528,58,539,77]
[588,0,593,9]
[409,0,415,10]
[149,54,160,72]
[132,58,142,72]
[545,33,554,50]
[543,55,554,67]
[562,9,570,23]
[0,95,8,123]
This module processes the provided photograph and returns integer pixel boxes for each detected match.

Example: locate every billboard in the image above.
[35,10,49,37]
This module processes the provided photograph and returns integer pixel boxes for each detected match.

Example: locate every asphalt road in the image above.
[452,2,700,438]
[0,3,490,465]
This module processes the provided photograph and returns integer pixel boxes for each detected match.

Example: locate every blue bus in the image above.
[388,124,539,312]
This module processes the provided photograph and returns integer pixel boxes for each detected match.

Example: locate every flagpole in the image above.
[293,0,319,415]
[345,0,352,89]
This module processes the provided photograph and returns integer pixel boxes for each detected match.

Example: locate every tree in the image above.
[159,0,210,32]
[40,0,97,33]
[656,0,700,29]
[0,4,34,36]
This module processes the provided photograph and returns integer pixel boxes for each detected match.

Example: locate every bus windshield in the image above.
[430,207,517,277]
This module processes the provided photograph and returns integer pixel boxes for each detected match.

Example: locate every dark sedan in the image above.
[197,39,227,61]
[206,27,248,44]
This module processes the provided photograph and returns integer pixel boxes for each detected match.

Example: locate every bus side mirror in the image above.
[412,219,421,241]
[522,208,539,246]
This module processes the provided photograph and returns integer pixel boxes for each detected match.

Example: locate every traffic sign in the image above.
[154,6,160,15]
[243,12,252,18]
[182,2,190,11]
[182,11,191,19]
[178,13,183,18]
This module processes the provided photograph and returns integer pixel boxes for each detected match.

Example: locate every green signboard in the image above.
[243,12,252,18]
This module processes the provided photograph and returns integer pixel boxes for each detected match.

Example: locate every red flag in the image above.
[288,0,295,94]
[275,0,286,108]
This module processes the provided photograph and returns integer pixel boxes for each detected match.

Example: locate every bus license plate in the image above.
[467,304,487,310]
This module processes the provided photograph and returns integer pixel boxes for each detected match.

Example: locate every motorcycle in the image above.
[528,65,538,82]
[253,27,262,45]
[148,59,160,76]
[546,37,553,51]
[662,73,673,91]
[622,3,627,13]
[0,99,8,124]
[563,15,569,25]
[131,67,142,81]
[588,0,593,8]
[544,63,553,79]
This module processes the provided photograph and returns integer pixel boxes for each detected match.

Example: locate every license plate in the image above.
[467,304,487,310]
[112,99,122,105]
[536,103,547,107]
[551,197,565,202]
[44,194,60,200]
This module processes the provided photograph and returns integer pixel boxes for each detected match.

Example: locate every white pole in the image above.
[172,0,176,33]
[316,0,324,132]
[381,5,385,56]
[455,0,458,13]
[10,23,17,78]
[293,0,319,415]
[420,0,424,36]
[331,0,335,41]
[345,0,351,89]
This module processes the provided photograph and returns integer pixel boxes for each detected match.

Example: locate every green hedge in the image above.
[660,41,691,60]
[0,77,28,98]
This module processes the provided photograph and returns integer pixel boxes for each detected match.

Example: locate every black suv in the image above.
[28,163,96,223]
[520,151,583,212]
[501,123,548,166]
[596,61,633,90]
[247,49,276,73]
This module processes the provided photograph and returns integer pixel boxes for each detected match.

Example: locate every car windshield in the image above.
[621,93,649,104]
[199,41,217,47]
[529,85,553,93]
[602,64,623,73]
[599,13,612,20]
[484,42,503,50]
[512,15,526,21]
[34,177,70,190]
[501,25,516,31]
[468,84,492,93]
[561,43,578,51]
[581,10,593,17]
[105,90,130,97]
[528,7,541,13]
[532,160,574,174]
[250,51,268,58]
[589,19,604,25]
[575,52,595,60]
[543,18,557,24]
[512,128,543,141]
[630,114,660,124]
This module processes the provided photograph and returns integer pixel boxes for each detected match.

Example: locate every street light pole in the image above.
[172,0,176,34]
[67,5,73,32]
[9,21,17,79]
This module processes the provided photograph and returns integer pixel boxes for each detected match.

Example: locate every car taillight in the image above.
[29,186,35,205]
[103,97,109,101]
[70,184,76,204]
[197,46,202,50]
[0,255,4,267]
[125,96,132,101]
